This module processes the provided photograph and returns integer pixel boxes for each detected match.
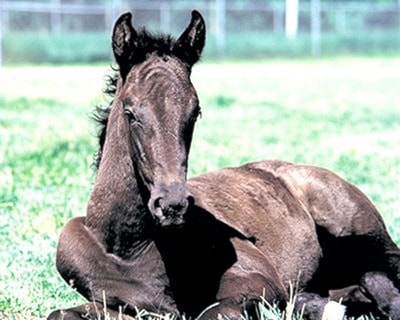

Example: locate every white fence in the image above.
[1,0,400,64]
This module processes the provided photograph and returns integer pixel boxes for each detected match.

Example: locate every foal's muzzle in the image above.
[148,182,193,227]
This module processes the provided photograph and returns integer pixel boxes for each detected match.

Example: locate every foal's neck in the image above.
[85,100,153,258]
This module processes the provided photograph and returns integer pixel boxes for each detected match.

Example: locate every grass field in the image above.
[1,58,400,319]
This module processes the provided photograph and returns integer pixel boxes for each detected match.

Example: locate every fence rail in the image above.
[1,0,400,64]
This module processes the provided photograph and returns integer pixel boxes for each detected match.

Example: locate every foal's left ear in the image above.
[174,10,206,66]
[112,12,138,78]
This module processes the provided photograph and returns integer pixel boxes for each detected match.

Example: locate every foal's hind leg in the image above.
[360,272,400,320]
[329,285,375,317]
[278,165,400,318]
[284,166,400,288]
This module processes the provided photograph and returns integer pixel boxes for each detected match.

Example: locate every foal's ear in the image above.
[174,10,206,66]
[112,12,138,77]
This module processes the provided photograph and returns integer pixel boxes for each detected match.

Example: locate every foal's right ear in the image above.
[112,12,138,77]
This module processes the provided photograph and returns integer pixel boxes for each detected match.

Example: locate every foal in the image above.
[48,10,400,320]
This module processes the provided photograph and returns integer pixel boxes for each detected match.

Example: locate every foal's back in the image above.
[189,159,399,293]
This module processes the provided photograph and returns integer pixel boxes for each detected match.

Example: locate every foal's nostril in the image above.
[154,197,163,210]
[164,199,189,217]
[174,199,189,213]
[187,194,195,206]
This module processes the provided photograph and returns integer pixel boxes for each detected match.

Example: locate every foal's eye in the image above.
[124,109,143,128]
[124,109,135,122]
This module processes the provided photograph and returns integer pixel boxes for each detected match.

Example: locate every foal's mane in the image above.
[92,28,181,168]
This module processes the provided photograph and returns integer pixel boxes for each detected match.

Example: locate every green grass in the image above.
[1,58,400,319]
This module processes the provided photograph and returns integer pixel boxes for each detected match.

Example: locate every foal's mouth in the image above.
[156,213,186,228]
[147,179,193,227]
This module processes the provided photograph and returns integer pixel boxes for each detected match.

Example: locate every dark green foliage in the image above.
[2,30,400,65]
[3,32,110,64]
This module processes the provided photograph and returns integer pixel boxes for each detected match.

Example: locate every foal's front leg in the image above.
[49,217,178,319]
[47,301,135,320]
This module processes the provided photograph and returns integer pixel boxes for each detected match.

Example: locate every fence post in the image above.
[311,0,321,56]
[215,0,226,54]
[51,0,62,34]
[285,0,298,39]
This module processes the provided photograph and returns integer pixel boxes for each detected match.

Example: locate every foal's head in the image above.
[108,11,205,227]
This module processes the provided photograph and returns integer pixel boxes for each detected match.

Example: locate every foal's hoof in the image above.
[47,310,82,320]
[360,271,400,320]
[294,292,328,320]
[196,303,243,320]
[48,303,137,320]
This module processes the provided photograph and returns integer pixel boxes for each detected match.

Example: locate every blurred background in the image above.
[1,0,400,64]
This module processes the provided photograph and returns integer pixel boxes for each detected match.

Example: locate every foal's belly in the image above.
[189,163,322,288]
